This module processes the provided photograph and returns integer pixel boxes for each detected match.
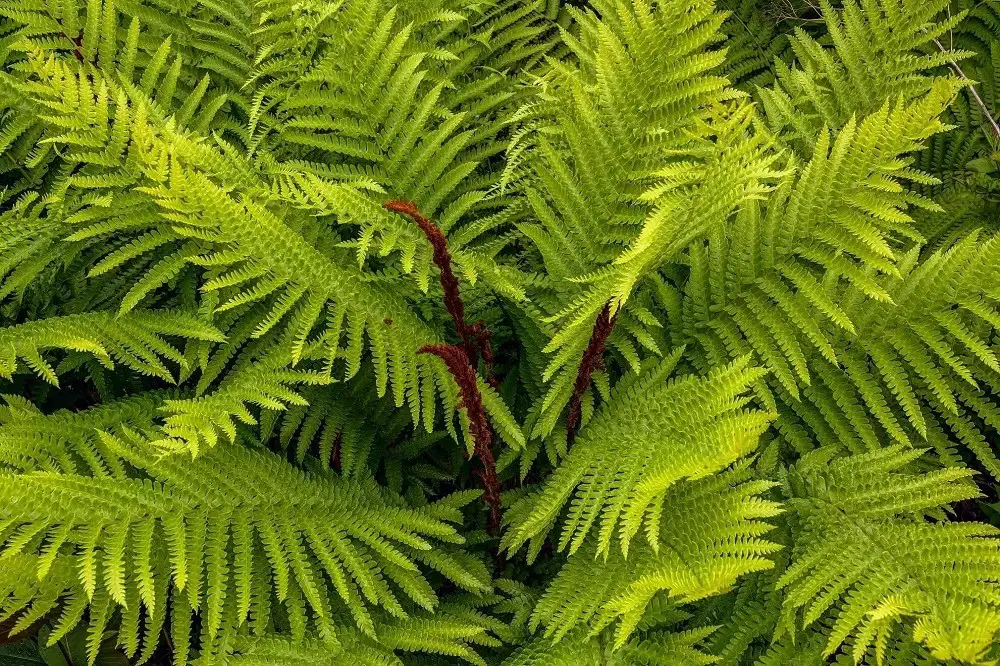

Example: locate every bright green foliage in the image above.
[502,626,721,665]
[503,353,774,557]
[778,446,999,663]
[0,0,998,665]
[525,464,781,645]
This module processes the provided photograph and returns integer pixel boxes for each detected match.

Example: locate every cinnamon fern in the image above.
[0,0,998,664]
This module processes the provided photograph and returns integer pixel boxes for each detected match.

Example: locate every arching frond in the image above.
[504,353,772,558]
[778,446,1000,663]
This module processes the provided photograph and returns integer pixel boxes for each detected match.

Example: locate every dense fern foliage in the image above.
[0,0,999,664]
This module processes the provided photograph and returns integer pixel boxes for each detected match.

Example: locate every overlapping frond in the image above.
[0,0,998,664]
[718,0,795,90]
[759,0,968,146]
[658,2,1000,480]
[0,40,523,455]
[0,407,491,663]
[778,446,1000,663]
[200,632,398,666]
[500,626,720,666]
[199,602,507,666]
[0,310,222,385]
[679,80,960,392]
[527,466,780,645]
[503,353,772,557]
[508,0,783,440]
[0,390,166,476]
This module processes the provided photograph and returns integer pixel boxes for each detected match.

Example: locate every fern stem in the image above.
[566,303,617,448]
[419,343,502,533]
[384,200,499,387]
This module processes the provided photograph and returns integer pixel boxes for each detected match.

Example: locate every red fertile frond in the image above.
[419,343,502,533]
[566,303,617,448]
[384,200,498,386]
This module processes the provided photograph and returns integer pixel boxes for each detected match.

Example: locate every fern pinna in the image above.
[0,0,998,664]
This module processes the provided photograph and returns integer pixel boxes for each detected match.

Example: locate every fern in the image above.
[778,446,1000,663]
[0,0,999,664]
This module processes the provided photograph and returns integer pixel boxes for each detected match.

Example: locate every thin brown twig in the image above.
[934,38,1000,141]
[770,0,824,23]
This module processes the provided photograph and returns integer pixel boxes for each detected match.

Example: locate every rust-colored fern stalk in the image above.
[566,303,617,448]
[419,344,502,532]
[383,200,498,387]
[384,200,502,532]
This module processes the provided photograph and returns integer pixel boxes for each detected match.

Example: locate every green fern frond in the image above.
[528,465,780,645]
[758,0,968,146]
[0,310,222,385]
[501,626,721,666]
[778,446,1000,663]
[0,1,998,664]
[504,353,772,558]
[0,421,493,657]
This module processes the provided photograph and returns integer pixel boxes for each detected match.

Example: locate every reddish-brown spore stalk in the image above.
[566,303,617,448]
[383,200,498,387]
[420,344,502,533]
